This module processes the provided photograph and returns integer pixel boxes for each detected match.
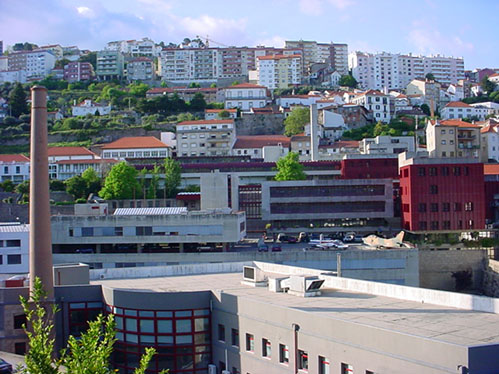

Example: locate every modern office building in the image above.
[1,261,499,373]
[399,152,485,232]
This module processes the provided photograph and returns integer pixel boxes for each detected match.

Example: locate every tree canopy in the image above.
[425,73,435,81]
[284,107,309,137]
[338,74,358,88]
[9,83,29,118]
[275,152,307,181]
[481,76,497,95]
[99,162,140,200]
[164,158,182,198]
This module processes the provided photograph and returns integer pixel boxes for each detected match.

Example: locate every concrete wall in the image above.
[236,114,284,136]
[57,249,419,286]
[483,259,499,298]
[419,249,487,292]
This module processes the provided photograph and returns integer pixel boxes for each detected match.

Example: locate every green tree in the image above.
[81,167,101,195]
[275,152,307,181]
[9,83,29,118]
[373,121,389,136]
[338,74,358,88]
[420,103,431,116]
[188,82,201,88]
[147,165,161,199]
[79,52,97,70]
[231,80,240,86]
[284,107,309,136]
[210,83,217,88]
[65,175,88,199]
[1,179,15,192]
[481,76,497,95]
[100,162,141,200]
[218,110,230,118]
[15,180,30,202]
[164,158,181,198]
[128,82,149,97]
[189,92,207,111]
[19,278,167,374]
[425,73,435,81]
[49,179,66,192]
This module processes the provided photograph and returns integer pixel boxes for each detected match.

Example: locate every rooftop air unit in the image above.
[280,275,325,297]
[241,266,267,287]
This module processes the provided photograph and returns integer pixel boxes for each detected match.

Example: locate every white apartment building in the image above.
[426,119,481,159]
[48,146,100,179]
[349,52,464,90]
[0,56,8,71]
[471,102,499,117]
[276,94,322,108]
[256,54,302,89]
[106,38,160,57]
[72,99,111,116]
[53,159,117,180]
[127,57,154,81]
[231,135,290,160]
[441,102,488,121]
[224,83,269,111]
[7,50,56,80]
[0,223,29,274]
[176,119,236,157]
[0,154,30,183]
[350,90,391,123]
[406,78,441,108]
[359,135,416,155]
[0,70,27,84]
[101,137,170,160]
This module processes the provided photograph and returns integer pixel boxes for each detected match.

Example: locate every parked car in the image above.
[0,358,12,374]
[271,244,282,252]
[277,234,297,243]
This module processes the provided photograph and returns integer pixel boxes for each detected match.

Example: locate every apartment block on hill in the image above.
[176,119,236,157]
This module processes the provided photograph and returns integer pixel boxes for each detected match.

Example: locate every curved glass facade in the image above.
[106,305,211,374]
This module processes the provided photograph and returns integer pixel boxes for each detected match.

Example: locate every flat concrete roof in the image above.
[95,271,499,347]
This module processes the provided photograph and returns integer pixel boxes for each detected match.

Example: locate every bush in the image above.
[75,197,87,203]
[2,116,17,126]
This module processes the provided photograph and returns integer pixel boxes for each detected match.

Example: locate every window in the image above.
[464,166,469,176]
[429,167,437,176]
[14,342,26,355]
[465,202,473,211]
[6,239,21,247]
[430,203,439,212]
[442,167,449,176]
[279,344,289,364]
[430,221,439,230]
[231,328,239,347]
[430,185,438,194]
[14,314,26,329]
[319,356,330,374]
[419,221,427,230]
[115,227,123,236]
[441,140,446,145]
[262,338,271,358]
[136,226,152,236]
[245,333,254,352]
[418,203,426,212]
[418,167,425,176]
[298,350,308,370]
[218,324,225,342]
[443,221,451,230]
[341,363,353,373]
[81,227,94,237]
[454,202,462,212]
[453,167,461,176]
[8,255,21,264]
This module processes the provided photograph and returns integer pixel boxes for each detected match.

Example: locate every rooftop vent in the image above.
[279,275,325,297]
[241,266,267,287]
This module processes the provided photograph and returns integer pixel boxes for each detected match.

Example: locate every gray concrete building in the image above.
[2,261,498,373]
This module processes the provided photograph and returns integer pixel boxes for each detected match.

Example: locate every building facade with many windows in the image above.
[176,120,236,157]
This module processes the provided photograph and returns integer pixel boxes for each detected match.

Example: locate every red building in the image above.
[341,155,399,179]
[399,154,485,232]
[484,164,499,223]
[63,61,95,82]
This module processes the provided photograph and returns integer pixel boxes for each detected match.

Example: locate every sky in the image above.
[1,0,497,69]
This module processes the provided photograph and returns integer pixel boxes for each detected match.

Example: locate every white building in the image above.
[256,54,302,89]
[101,137,170,160]
[359,135,416,155]
[72,99,111,116]
[224,83,269,111]
[0,154,30,183]
[320,110,347,140]
[276,94,322,108]
[441,102,488,120]
[176,119,236,157]
[349,51,464,90]
[471,102,499,117]
[204,109,237,120]
[231,135,290,160]
[0,70,27,84]
[0,223,29,274]
[7,50,55,80]
[106,38,160,57]
[47,146,100,179]
[0,57,8,71]
[481,121,499,162]
[349,90,391,123]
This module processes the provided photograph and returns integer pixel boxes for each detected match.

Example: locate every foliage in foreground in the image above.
[19,277,168,374]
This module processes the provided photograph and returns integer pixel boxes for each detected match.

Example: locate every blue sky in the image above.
[1,0,497,69]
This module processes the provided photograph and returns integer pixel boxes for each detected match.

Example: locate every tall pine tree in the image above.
[9,83,28,118]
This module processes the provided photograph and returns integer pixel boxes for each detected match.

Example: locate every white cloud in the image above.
[327,0,354,10]
[177,15,248,45]
[408,20,474,56]
[76,6,95,18]
[255,35,286,48]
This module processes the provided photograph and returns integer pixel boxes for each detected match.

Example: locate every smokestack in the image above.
[310,104,319,161]
[29,86,54,299]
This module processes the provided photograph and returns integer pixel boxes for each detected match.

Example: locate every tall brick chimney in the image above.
[29,86,54,299]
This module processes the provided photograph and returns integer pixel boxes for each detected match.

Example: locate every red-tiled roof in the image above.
[484,164,499,175]
[225,83,266,89]
[357,89,387,97]
[101,137,168,149]
[429,119,480,128]
[177,119,234,126]
[48,147,96,157]
[204,109,237,113]
[0,154,30,163]
[444,101,472,108]
[290,135,310,141]
[233,135,290,149]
